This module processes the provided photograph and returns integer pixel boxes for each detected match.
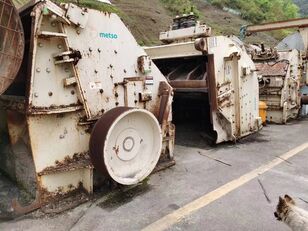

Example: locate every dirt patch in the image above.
[112,0,173,45]
[0,172,33,221]
[98,180,151,212]
[113,0,278,46]
[237,131,270,144]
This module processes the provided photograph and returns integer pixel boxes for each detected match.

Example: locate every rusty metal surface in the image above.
[28,104,84,115]
[207,54,217,112]
[251,47,279,61]
[38,181,87,202]
[301,95,308,105]
[255,61,289,76]
[89,107,133,176]
[0,0,24,94]
[40,192,89,214]
[170,80,207,89]
[38,152,92,176]
[157,81,171,124]
[246,17,308,33]
[256,50,300,123]
[12,182,89,216]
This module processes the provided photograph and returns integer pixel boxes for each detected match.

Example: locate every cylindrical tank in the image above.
[0,0,24,94]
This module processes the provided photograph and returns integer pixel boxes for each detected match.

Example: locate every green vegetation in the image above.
[54,0,119,13]
[208,0,299,23]
[160,0,200,17]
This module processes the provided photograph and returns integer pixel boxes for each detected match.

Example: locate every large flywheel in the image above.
[89,107,162,185]
[0,0,24,94]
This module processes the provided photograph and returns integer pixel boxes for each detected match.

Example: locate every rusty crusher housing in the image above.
[243,18,308,123]
[145,14,262,144]
[251,46,302,123]
[0,0,175,212]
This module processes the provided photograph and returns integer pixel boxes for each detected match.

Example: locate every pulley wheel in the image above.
[89,107,162,185]
[0,0,24,94]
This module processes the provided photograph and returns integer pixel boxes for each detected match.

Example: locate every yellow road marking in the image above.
[142,142,308,231]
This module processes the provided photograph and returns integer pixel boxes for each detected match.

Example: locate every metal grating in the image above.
[0,0,24,94]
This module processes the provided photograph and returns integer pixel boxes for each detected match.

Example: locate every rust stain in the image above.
[38,152,92,176]
[28,103,84,115]
[137,56,146,74]
[29,103,83,111]
[155,81,172,124]
[38,182,87,203]
[170,80,207,89]
[207,54,218,113]
[113,145,119,155]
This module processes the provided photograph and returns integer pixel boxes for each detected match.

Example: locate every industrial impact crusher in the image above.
[145,14,262,144]
[0,1,267,215]
[0,0,175,213]
[242,18,308,123]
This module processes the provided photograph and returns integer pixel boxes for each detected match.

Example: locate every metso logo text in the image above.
[99,32,118,39]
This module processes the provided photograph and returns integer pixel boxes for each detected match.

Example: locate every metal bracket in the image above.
[66,3,89,29]
[158,82,172,124]
[53,49,82,65]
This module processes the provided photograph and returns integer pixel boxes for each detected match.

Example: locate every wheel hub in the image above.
[115,128,141,161]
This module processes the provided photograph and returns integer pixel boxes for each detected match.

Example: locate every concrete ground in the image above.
[1,118,308,231]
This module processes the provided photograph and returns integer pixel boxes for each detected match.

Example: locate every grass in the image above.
[53,0,119,13]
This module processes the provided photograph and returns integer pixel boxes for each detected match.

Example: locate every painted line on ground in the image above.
[142,142,308,231]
